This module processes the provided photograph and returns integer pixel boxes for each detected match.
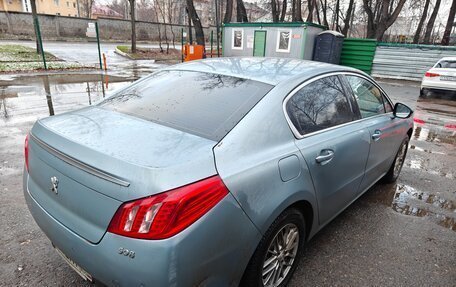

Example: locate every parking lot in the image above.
[0,70,455,286]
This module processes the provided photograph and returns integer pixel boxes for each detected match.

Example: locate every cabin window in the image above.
[276,30,291,53]
[232,29,244,50]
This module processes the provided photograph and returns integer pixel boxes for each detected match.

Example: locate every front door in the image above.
[285,75,370,225]
[344,74,403,192]
[253,31,267,57]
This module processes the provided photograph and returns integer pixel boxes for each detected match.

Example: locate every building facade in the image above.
[91,4,123,20]
[0,0,79,17]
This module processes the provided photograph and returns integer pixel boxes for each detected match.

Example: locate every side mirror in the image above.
[393,103,413,119]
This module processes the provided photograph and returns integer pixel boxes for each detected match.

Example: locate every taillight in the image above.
[24,134,29,172]
[444,123,456,130]
[413,118,425,124]
[108,175,229,239]
[424,71,440,77]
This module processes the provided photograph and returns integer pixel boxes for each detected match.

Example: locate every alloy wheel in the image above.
[262,223,300,287]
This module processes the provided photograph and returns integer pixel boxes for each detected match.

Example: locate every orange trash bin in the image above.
[184,44,205,62]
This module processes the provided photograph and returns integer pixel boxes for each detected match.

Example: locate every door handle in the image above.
[315,150,334,164]
[372,130,382,141]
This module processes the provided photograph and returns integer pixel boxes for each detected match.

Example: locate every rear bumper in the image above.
[420,87,456,99]
[23,172,261,287]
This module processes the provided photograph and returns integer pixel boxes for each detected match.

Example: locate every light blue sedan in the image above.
[23,57,413,287]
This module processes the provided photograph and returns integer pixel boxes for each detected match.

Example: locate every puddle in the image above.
[404,156,454,179]
[0,60,166,125]
[391,184,456,231]
[0,73,137,125]
[412,126,456,146]
[409,145,446,155]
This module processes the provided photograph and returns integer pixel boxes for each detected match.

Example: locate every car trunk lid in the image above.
[27,106,218,243]
[432,68,456,82]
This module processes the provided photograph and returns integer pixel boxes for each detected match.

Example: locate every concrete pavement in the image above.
[1,40,181,65]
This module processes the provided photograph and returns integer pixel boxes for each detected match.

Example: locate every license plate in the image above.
[55,247,93,282]
[441,76,456,81]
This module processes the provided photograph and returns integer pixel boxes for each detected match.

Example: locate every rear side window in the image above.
[99,71,273,141]
[435,60,456,68]
[286,75,354,135]
[346,75,386,118]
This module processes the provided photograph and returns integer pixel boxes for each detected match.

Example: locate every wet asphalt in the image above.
[0,66,455,286]
[0,40,179,66]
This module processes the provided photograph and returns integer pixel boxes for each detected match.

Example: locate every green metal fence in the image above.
[371,42,456,81]
[340,38,377,74]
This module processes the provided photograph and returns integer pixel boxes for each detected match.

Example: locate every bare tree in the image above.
[442,0,456,45]
[319,0,329,27]
[362,0,407,40]
[137,0,157,22]
[186,0,205,46]
[237,0,248,22]
[166,0,177,48]
[80,0,95,18]
[224,0,233,23]
[307,0,315,22]
[292,0,303,22]
[332,0,340,30]
[423,0,441,43]
[155,1,169,53]
[341,0,355,36]
[280,0,287,21]
[30,0,41,53]
[129,0,136,53]
[413,0,430,44]
[314,0,322,24]
[153,3,164,51]
[265,0,286,23]
[271,0,279,22]
[107,0,127,18]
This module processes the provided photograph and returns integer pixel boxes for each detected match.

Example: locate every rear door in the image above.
[285,74,370,225]
[343,74,403,192]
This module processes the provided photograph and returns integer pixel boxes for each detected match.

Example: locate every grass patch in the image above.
[0,44,96,73]
[117,45,129,54]
[116,45,181,60]
[0,44,59,62]
[0,61,96,73]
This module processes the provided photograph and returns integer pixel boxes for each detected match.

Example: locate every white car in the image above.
[420,57,456,98]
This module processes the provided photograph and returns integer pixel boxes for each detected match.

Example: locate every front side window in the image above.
[383,95,393,112]
[286,76,354,135]
[346,75,385,118]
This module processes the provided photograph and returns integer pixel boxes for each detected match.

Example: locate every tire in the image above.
[383,136,409,183]
[419,88,426,98]
[240,208,305,287]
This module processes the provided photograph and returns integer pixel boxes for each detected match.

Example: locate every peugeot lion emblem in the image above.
[50,176,59,194]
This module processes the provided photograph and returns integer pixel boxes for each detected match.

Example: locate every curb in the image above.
[114,47,156,62]
[114,47,135,60]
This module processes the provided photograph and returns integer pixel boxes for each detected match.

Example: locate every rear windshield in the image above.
[435,60,456,68]
[99,70,273,141]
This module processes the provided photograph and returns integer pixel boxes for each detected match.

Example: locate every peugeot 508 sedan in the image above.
[23,57,413,287]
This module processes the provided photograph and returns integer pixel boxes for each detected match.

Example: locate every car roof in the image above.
[438,57,456,61]
[163,57,360,85]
